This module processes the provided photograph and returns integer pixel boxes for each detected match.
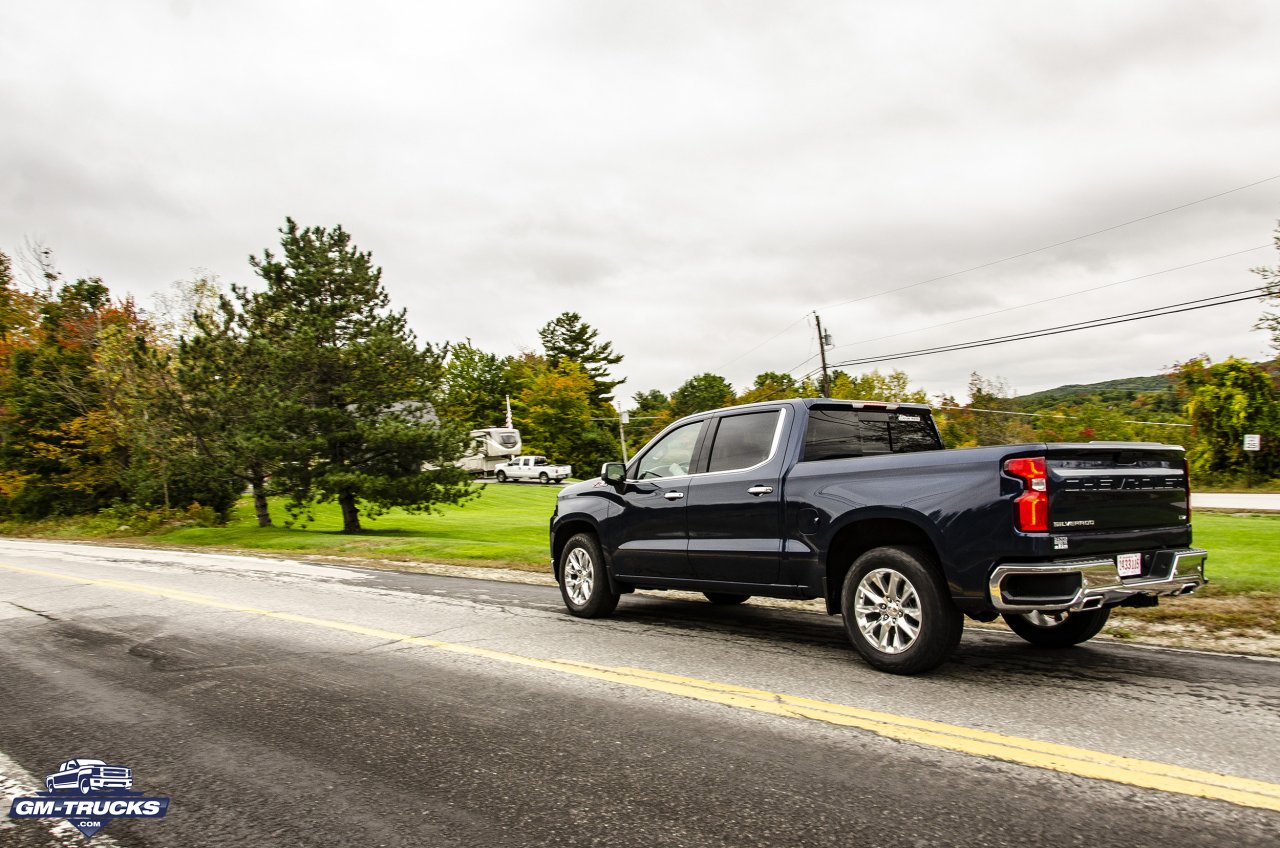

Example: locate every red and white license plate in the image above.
[1117,553,1143,578]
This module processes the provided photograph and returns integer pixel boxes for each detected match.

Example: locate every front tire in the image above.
[78,777,91,795]
[1003,607,1111,648]
[558,533,620,618]
[495,471,507,483]
[704,592,750,605]
[841,546,962,675]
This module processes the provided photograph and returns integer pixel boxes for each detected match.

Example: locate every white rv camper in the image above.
[457,428,522,477]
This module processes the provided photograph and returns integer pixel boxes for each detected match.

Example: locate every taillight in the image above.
[1004,456,1049,532]
[1183,458,1192,520]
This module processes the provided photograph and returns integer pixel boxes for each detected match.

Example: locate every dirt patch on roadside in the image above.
[1104,594,1280,656]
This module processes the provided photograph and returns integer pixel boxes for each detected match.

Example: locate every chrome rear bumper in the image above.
[989,548,1207,614]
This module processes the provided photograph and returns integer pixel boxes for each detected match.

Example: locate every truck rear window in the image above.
[803,408,942,461]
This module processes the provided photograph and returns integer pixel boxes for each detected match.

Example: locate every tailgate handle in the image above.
[747,485,774,496]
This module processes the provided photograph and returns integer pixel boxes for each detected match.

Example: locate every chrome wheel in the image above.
[1003,606,1111,648]
[853,568,922,655]
[563,547,594,606]
[1022,610,1068,628]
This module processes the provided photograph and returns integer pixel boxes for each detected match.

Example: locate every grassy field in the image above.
[9,483,1278,594]
[157,482,561,569]
[1191,512,1280,593]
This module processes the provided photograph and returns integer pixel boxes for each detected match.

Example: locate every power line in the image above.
[724,172,1279,376]
[829,287,1269,368]
[713,314,809,371]
[825,244,1270,357]
[818,173,1280,313]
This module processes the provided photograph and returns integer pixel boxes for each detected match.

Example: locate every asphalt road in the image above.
[1,540,1277,847]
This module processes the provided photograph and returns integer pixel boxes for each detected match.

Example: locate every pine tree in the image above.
[538,312,624,407]
[172,285,291,526]
[247,219,472,532]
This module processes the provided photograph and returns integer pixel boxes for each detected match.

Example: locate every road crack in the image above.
[3,601,60,621]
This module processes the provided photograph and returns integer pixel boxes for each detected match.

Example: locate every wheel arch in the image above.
[551,518,600,581]
[824,511,946,615]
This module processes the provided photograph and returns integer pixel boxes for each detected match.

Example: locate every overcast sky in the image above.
[4,1,1278,407]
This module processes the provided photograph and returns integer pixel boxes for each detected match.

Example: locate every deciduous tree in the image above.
[736,372,808,405]
[827,369,927,404]
[1175,356,1279,480]
[514,360,594,469]
[1253,224,1280,355]
[669,373,735,419]
[440,341,512,429]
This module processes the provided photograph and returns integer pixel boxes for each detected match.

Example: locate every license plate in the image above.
[1117,553,1142,578]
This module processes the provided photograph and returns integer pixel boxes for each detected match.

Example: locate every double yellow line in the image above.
[4,561,1279,813]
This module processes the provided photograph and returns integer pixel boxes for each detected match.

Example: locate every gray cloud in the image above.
[2,0,1278,406]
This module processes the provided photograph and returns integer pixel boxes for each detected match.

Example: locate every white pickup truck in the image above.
[494,456,571,484]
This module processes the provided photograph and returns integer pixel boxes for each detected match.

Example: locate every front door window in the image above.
[635,421,702,480]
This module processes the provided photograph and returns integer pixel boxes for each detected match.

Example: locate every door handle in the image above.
[664,491,685,500]
[747,485,774,496]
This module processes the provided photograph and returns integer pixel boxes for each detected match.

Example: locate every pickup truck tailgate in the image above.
[1047,445,1189,532]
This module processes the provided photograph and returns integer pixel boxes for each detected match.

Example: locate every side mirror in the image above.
[601,462,626,485]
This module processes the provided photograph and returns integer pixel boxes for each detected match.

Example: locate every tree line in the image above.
[0,222,475,533]
[0,221,1276,533]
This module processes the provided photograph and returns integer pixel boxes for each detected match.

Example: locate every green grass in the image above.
[155,482,561,569]
[159,496,1280,594]
[5,483,1278,594]
[1192,512,1280,593]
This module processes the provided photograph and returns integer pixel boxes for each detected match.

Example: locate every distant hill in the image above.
[1012,374,1176,411]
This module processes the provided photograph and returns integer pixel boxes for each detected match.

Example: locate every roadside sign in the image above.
[1244,434,1261,451]
[620,411,630,424]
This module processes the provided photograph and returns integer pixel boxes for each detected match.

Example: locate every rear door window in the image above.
[707,410,781,473]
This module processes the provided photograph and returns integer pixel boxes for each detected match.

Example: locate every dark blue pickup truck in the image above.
[549,398,1207,674]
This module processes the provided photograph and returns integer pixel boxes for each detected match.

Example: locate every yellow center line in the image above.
[4,561,1279,813]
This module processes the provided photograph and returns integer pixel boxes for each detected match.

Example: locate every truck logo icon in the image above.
[7,757,169,839]
[44,758,133,795]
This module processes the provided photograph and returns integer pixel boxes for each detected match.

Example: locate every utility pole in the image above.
[815,312,831,397]
[619,411,630,463]
[594,412,660,464]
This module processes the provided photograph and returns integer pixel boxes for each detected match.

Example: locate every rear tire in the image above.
[841,546,962,675]
[1003,607,1111,648]
[558,533,620,618]
[539,472,550,484]
[704,592,750,605]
